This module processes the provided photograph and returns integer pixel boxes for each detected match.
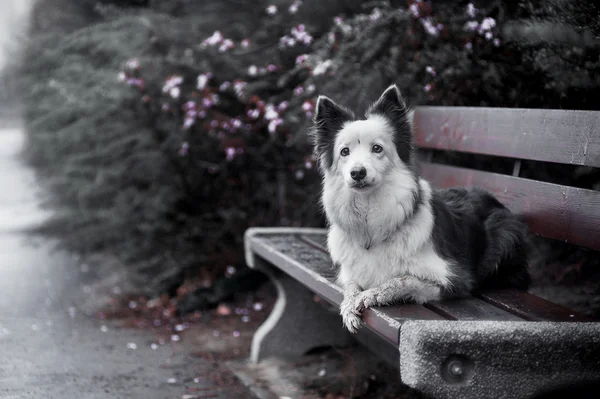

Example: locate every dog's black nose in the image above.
[350,167,367,181]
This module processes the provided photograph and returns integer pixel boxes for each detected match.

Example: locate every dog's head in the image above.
[310,84,415,193]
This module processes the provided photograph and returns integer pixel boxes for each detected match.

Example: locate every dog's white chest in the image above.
[328,224,452,290]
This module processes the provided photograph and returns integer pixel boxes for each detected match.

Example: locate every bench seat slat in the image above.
[476,289,592,322]
[297,231,587,323]
[414,106,600,167]
[425,297,524,321]
[419,162,600,251]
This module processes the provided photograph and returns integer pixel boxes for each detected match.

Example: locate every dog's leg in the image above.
[340,281,363,333]
[354,276,441,312]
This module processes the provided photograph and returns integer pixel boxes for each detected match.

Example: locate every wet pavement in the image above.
[0,126,242,398]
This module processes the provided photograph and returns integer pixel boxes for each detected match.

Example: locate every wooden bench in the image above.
[244,106,600,399]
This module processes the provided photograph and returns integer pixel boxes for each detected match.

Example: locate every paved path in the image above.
[0,126,233,398]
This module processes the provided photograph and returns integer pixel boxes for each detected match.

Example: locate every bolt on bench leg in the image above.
[250,260,353,363]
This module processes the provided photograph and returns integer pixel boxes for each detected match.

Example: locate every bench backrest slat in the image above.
[418,162,600,251]
[414,107,600,167]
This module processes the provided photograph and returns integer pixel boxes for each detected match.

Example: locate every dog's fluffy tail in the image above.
[478,202,531,290]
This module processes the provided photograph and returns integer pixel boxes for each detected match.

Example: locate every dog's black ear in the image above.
[367,84,413,163]
[311,95,355,169]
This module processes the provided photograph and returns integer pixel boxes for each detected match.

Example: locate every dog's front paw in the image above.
[354,289,380,313]
[340,296,362,333]
[340,307,361,333]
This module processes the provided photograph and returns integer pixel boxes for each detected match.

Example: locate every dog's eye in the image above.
[372,144,383,153]
[340,147,350,157]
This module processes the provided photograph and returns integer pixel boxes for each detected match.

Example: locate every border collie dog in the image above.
[310,85,530,332]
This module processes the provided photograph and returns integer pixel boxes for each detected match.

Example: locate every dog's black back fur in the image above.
[429,187,531,298]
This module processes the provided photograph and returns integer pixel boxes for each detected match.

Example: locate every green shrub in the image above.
[15,0,600,294]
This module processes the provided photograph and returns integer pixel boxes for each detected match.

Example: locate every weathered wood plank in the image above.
[414,106,600,167]
[299,234,328,253]
[476,289,592,322]
[419,162,600,251]
[425,297,524,321]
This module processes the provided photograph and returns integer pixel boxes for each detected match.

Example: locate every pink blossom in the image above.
[202,98,213,108]
[306,84,316,93]
[233,80,247,97]
[296,54,308,66]
[179,142,189,156]
[421,18,439,37]
[183,101,196,111]
[247,65,258,76]
[197,73,212,90]
[466,3,477,18]
[267,64,277,72]
[409,3,420,18]
[424,84,432,92]
[118,72,126,82]
[266,5,277,15]
[289,0,302,14]
[162,75,183,93]
[247,109,260,119]
[219,81,231,91]
[279,36,296,48]
[225,147,236,161]
[264,104,279,121]
[126,78,144,89]
[328,32,336,44]
[313,60,332,75]
[426,66,436,76]
[295,170,305,180]
[478,18,496,33]
[485,31,493,40]
[464,21,479,32]
[370,8,382,21]
[231,118,242,129]
[302,101,313,112]
[125,58,140,70]
[465,42,473,50]
[241,38,250,48]
[203,31,223,46]
[334,16,344,25]
[278,101,289,111]
[493,38,501,47]
[183,114,195,130]
[169,87,180,99]
[293,85,304,96]
[268,118,283,134]
[305,161,313,169]
[218,39,235,53]
[280,24,313,48]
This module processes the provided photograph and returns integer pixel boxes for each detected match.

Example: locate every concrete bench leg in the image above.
[250,260,353,363]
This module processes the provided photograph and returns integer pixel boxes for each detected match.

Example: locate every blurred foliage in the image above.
[8,0,600,294]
